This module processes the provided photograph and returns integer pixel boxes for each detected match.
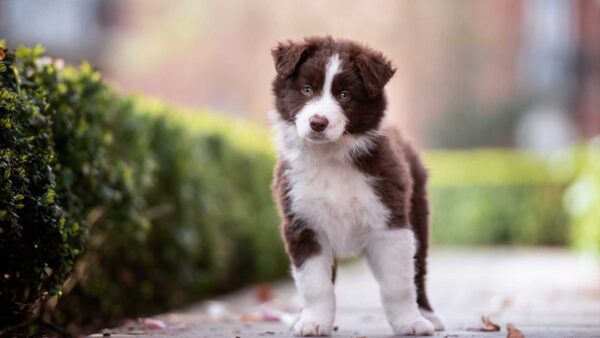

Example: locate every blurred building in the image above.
[0,0,120,68]
[573,0,600,140]
[1,0,598,148]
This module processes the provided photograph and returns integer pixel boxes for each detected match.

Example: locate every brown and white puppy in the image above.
[270,36,444,336]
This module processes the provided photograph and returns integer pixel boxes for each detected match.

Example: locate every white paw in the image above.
[419,308,445,331]
[292,319,333,336]
[391,315,435,336]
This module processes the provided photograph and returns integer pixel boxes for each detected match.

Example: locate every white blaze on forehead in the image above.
[323,54,342,97]
[294,54,346,143]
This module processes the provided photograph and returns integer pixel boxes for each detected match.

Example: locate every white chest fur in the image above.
[285,150,390,257]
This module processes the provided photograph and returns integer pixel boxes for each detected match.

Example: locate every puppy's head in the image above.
[271,36,395,144]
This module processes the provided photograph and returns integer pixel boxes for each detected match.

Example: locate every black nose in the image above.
[309,115,329,132]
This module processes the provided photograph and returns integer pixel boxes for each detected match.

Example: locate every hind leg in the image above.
[411,185,445,331]
[405,145,445,331]
[365,229,434,336]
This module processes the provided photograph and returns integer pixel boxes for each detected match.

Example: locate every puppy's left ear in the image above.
[354,49,396,97]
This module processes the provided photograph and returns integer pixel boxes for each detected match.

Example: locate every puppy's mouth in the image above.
[305,131,331,143]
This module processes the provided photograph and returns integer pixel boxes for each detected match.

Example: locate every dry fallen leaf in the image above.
[466,315,501,332]
[507,323,525,338]
[239,312,264,322]
[255,283,274,303]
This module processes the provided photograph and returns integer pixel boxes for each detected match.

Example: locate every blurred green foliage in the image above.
[1,41,134,327]
[424,149,568,186]
[424,148,599,249]
[564,144,600,254]
[429,184,569,246]
[424,150,572,246]
[54,99,287,326]
[1,44,287,329]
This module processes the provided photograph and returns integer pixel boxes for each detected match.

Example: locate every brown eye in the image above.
[301,85,313,96]
[339,91,351,101]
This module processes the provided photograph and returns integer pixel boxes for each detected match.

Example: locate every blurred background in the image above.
[2,0,599,148]
[4,0,598,247]
[1,0,599,335]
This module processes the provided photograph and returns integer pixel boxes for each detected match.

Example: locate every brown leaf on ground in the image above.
[466,315,501,332]
[255,283,274,303]
[507,323,525,338]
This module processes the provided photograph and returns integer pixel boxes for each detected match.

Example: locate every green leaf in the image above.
[46,189,56,204]
[15,45,31,58]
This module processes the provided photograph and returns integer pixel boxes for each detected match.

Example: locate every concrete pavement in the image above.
[90,248,600,338]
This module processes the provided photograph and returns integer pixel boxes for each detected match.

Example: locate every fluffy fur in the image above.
[270,36,444,336]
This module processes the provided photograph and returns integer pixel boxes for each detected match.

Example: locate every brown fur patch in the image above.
[272,161,321,267]
[353,130,433,311]
[352,129,413,228]
[402,140,433,311]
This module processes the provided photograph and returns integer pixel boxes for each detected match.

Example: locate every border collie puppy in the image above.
[270,36,444,336]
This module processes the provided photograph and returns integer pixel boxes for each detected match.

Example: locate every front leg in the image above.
[292,249,335,336]
[365,228,434,336]
[283,221,335,336]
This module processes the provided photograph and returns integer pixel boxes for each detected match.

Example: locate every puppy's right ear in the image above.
[271,40,313,79]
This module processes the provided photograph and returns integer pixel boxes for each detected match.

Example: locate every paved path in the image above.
[90,249,600,338]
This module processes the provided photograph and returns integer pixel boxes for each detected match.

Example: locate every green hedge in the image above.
[424,150,572,246]
[1,44,85,327]
[53,99,288,327]
[429,184,569,245]
[425,148,599,250]
[0,44,288,330]
[0,43,128,327]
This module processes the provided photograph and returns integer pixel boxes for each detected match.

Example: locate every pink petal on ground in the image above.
[239,308,297,325]
[261,308,287,322]
[138,317,167,329]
